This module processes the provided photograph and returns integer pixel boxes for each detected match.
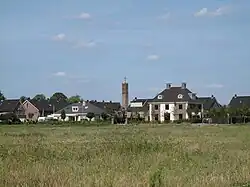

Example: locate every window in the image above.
[164,112,170,121]
[179,114,183,120]
[165,104,169,110]
[177,94,183,99]
[179,104,183,110]
[154,105,159,110]
[157,95,163,99]
[72,106,79,112]
[154,114,159,121]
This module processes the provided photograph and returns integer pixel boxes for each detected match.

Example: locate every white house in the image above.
[148,83,204,122]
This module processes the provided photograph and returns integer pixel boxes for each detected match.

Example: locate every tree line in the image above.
[0,90,83,104]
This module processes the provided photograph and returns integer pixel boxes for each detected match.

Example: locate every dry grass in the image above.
[0,123,250,187]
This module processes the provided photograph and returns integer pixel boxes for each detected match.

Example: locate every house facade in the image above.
[30,99,69,117]
[52,101,106,121]
[0,99,26,121]
[196,95,221,117]
[127,98,151,121]
[22,100,40,121]
[228,94,250,109]
[148,83,203,122]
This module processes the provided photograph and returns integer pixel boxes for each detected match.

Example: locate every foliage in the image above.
[0,113,21,124]
[50,92,68,102]
[67,95,81,104]
[187,104,201,119]
[101,112,108,121]
[86,112,95,121]
[33,94,46,101]
[61,110,66,121]
[20,96,29,103]
[0,91,6,101]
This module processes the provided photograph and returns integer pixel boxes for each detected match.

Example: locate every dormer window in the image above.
[177,94,183,99]
[72,106,79,112]
[157,95,163,99]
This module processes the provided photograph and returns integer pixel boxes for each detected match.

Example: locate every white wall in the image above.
[149,103,189,122]
[159,103,176,122]
[149,104,152,121]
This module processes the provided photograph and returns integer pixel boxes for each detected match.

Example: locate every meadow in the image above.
[0,123,250,187]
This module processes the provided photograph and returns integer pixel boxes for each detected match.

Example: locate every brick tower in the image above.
[122,77,129,110]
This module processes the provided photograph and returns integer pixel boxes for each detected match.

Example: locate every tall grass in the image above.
[0,124,250,186]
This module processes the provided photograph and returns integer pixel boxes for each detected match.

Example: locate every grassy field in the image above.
[0,123,250,187]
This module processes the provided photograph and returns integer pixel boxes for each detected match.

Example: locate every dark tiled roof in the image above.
[229,95,250,108]
[150,87,195,102]
[30,99,69,112]
[0,99,20,112]
[89,101,121,114]
[127,98,151,112]
[55,102,106,115]
[196,96,221,110]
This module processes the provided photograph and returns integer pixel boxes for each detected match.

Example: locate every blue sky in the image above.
[0,0,249,104]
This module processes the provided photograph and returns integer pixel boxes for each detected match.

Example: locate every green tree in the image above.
[61,109,66,121]
[101,112,108,121]
[0,91,6,101]
[20,96,29,103]
[33,94,46,101]
[50,92,68,102]
[86,112,95,121]
[68,95,81,104]
[240,105,250,123]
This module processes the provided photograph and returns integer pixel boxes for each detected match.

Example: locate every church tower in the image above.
[122,77,129,110]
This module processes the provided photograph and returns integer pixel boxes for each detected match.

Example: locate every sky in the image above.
[0,0,250,105]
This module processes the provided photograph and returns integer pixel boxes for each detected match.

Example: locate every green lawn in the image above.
[0,123,250,187]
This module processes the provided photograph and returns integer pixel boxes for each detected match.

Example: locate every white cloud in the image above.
[194,8,208,17]
[147,55,160,61]
[194,6,229,17]
[52,33,66,41]
[205,84,224,88]
[75,12,91,20]
[53,72,66,77]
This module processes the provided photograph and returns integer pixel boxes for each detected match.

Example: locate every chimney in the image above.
[166,83,172,89]
[234,94,237,98]
[181,82,186,89]
[134,97,137,100]
[211,95,214,99]
[102,100,105,102]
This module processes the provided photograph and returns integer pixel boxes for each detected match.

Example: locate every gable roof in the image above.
[150,86,196,103]
[196,96,221,110]
[0,99,21,112]
[89,101,121,114]
[127,98,152,112]
[228,95,250,108]
[30,99,69,112]
[22,100,39,111]
[55,102,106,115]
